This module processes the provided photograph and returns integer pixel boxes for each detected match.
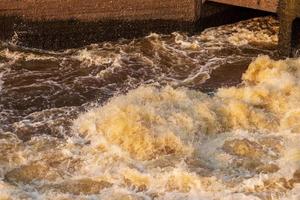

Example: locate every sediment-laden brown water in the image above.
[1,17,299,200]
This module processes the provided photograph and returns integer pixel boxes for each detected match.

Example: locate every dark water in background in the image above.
[2,17,300,200]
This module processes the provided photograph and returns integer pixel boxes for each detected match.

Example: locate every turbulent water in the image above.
[1,16,300,200]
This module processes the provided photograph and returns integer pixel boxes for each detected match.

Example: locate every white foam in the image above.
[0,71,3,92]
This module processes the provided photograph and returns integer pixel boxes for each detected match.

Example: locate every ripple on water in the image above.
[2,17,299,200]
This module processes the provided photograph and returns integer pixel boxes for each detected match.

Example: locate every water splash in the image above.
[1,17,298,200]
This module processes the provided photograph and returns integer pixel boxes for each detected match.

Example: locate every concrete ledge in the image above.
[0,1,270,50]
[0,0,202,50]
[0,0,200,22]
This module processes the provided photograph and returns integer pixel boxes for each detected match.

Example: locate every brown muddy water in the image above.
[0,16,300,200]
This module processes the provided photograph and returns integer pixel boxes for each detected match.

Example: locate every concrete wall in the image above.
[0,0,274,50]
[278,0,300,56]
[0,0,201,22]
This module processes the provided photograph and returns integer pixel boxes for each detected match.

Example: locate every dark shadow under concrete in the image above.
[196,2,273,32]
[0,2,273,50]
[292,18,300,56]
[0,16,197,50]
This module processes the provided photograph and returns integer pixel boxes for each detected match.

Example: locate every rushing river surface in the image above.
[0,16,300,200]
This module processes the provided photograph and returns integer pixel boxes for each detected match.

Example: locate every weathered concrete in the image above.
[0,1,276,50]
[0,0,201,22]
[209,0,278,12]
[0,0,203,49]
[278,0,300,56]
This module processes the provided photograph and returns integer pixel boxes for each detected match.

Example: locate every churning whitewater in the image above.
[0,17,299,200]
[74,55,300,200]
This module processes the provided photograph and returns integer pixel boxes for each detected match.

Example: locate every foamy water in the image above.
[0,72,3,92]
[1,17,299,200]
